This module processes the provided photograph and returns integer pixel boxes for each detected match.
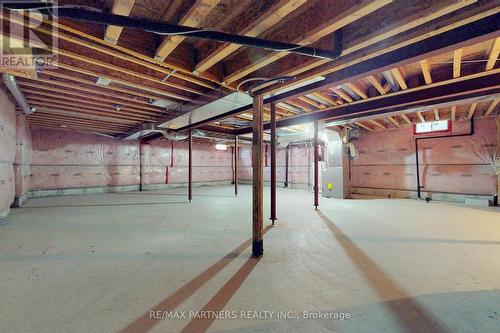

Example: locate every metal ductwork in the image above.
[162,130,188,141]
[382,71,400,92]
[122,123,188,141]
[2,74,35,114]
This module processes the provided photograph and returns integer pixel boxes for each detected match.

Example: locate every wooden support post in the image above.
[234,135,238,196]
[314,120,319,209]
[252,94,264,257]
[188,129,193,202]
[270,102,277,224]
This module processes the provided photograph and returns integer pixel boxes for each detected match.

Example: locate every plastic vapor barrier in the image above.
[351,118,497,196]
[29,127,140,190]
[141,139,233,186]
[0,89,16,216]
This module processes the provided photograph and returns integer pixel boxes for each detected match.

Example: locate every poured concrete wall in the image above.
[351,118,497,199]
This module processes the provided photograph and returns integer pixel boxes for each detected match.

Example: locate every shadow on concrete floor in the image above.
[316,210,451,333]
[118,224,273,333]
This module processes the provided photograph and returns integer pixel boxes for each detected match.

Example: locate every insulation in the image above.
[0,89,16,215]
[238,143,315,187]
[14,113,32,200]
[141,140,233,185]
[29,127,140,190]
[351,118,497,196]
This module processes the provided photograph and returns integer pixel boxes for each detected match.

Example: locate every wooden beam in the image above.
[155,0,222,61]
[467,102,477,119]
[28,109,136,126]
[416,111,425,123]
[386,116,400,127]
[390,68,408,90]
[367,75,386,94]
[298,96,326,109]
[104,0,135,44]
[195,0,307,73]
[252,94,264,257]
[261,0,492,97]
[330,88,353,103]
[369,119,386,129]
[39,70,171,102]
[400,113,413,125]
[311,92,338,106]
[23,90,159,117]
[453,48,462,78]
[223,0,392,85]
[55,48,203,96]
[53,64,191,102]
[484,98,500,117]
[345,82,368,99]
[486,37,500,71]
[2,11,216,89]
[286,99,315,112]
[27,99,152,122]
[420,59,432,84]
[451,105,457,121]
[234,71,500,134]
[17,80,164,113]
[433,108,440,120]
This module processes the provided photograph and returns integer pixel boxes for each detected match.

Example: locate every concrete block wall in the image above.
[351,118,498,201]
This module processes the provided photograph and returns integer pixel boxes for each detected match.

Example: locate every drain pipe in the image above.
[415,118,475,199]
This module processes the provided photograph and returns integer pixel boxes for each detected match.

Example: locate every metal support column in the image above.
[188,129,192,202]
[314,121,319,209]
[252,94,264,257]
[270,102,277,224]
[234,135,238,196]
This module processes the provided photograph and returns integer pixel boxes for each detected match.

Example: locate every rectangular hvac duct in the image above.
[159,92,253,130]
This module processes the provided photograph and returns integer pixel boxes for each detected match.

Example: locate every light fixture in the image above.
[215,144,227,151]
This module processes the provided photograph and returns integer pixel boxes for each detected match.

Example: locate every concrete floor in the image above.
[0,185,499,333]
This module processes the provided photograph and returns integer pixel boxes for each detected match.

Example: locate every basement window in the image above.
[414,120,451,134]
